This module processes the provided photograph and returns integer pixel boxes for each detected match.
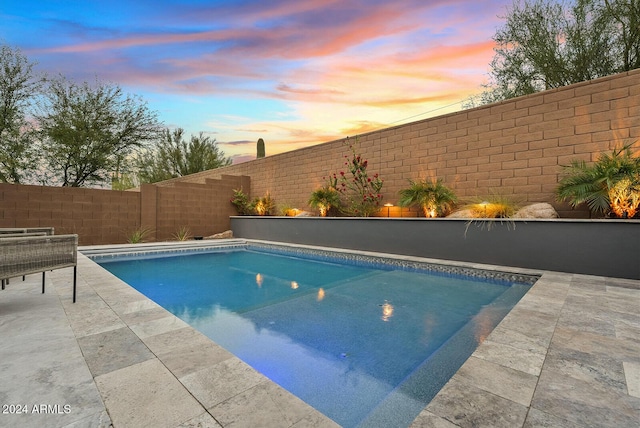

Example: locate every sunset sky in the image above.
[1,0,512,163]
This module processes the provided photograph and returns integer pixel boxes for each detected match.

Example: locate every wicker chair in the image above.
[0,227,55,235]
[0,232,49,238]
[0,234,78,302]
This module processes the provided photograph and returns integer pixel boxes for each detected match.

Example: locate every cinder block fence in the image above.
[1,69,639,245]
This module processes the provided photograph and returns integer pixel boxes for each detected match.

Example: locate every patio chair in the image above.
[0,227,55,235]
[0,233,49,285]
[0,234,78,302]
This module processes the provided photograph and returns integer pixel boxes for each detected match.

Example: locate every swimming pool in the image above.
[93,243,537,427]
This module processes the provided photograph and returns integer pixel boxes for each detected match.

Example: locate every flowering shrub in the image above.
[332,139,384,217]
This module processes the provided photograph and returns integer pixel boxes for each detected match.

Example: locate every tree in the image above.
[35,77,161,187]
[471,0,640,105]
[137,128,231,184]
[603,0,640,71]
[0,45,42,183]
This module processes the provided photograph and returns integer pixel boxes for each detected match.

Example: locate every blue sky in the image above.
[1,0,512,163]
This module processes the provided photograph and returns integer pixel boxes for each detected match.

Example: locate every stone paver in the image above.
[0,277,110,428]
[95,359,204,428]
[415,269,640,428]
[77,326,155,377]
[2,241,639,427]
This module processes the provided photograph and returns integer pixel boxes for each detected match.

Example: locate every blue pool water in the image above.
[97,246,532,427]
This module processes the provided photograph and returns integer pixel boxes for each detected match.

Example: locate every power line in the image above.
[385,99,466,127]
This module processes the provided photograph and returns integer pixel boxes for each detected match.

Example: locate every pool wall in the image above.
[231,217,640,280]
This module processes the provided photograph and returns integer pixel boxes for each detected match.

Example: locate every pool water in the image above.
[97,247,531,427]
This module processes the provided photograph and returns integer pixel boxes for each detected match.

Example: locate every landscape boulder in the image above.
[446,209,476,218]
[513,203,559,219]
[205,230,233,239]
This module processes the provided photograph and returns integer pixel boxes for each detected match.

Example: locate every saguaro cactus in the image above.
[257,138,265,158]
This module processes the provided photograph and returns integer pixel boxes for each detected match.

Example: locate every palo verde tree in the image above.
[136,128,231,184]
[469,0,640,105]
[35,77,162,187]
[0,44,42,183]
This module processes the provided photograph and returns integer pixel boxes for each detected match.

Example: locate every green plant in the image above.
[172,226,190,241]
[277,203,295,216]
[468,195,518,219]
[126,227,152,244]
[398,178,457,217]
[256,138,265,158]
[230,188,253,215]
[556,143,640,218]
[332,138,384,217]
[462,192,519,235]
[253,192,275,216]
[308,186,341,217]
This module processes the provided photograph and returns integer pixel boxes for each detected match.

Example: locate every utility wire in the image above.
[385,99,467,127]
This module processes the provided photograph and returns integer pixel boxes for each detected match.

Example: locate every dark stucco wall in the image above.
[231,217,640,280]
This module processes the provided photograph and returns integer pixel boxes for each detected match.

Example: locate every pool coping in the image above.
[2,239,639,427]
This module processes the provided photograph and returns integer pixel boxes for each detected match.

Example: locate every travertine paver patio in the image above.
[0,240,638,427]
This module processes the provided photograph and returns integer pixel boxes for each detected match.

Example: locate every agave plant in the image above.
[308,186,341,217]
[556,144,640,218]
[172,226,191,241]
[126,227,152,244]
[398,178,457,217]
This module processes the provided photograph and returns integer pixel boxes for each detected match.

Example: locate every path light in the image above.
[384,203,393,217]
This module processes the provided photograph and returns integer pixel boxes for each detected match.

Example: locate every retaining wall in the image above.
[231,217,640,280]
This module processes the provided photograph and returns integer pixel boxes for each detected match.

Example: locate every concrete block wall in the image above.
[168,69,640,218]
[0,183,140,245]
[1,175,249,245]
[2,70,638,245]
[145,175,249,241]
